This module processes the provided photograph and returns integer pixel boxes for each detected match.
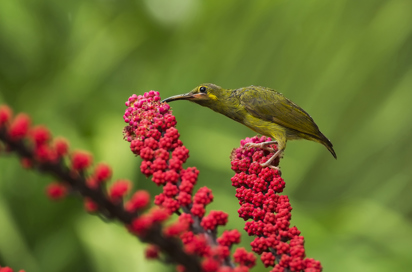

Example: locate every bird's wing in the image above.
[239,87,322,138]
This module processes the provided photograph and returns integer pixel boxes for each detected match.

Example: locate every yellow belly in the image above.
[242,114,288,150]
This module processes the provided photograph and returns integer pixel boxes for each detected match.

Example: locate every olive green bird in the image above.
[162,83,336,169]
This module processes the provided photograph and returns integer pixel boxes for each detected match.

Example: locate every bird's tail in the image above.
[320,133,337,159]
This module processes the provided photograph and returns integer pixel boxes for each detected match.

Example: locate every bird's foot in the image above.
[262,163,280,171]
[244,141,278,152]
[259,149,282,171]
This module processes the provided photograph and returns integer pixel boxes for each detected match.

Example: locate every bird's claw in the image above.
[244,142,262,149]
[260,161,280,171]
[244,141,277,152]
[244,141,282,170]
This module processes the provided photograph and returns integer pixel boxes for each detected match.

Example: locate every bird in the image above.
[162,83,336,169]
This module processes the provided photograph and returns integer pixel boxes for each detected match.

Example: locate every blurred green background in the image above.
[1,0,411,271]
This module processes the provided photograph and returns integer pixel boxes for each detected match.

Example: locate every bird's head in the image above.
[162,84,224,108]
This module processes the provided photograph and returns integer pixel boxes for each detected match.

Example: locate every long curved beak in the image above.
[162,93,193,103]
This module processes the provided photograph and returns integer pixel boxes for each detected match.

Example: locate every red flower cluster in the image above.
[0,105,132,206]
[0,104,203,271]
[0,106,70,166]
[123,91,256,271]
[231,136,322,272]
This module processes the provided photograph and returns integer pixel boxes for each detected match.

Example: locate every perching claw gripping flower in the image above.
[230,136,322,271]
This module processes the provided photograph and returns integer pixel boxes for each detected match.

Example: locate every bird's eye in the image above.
[199,86,207,93]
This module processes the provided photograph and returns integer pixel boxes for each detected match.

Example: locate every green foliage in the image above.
[1,0,411,271]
